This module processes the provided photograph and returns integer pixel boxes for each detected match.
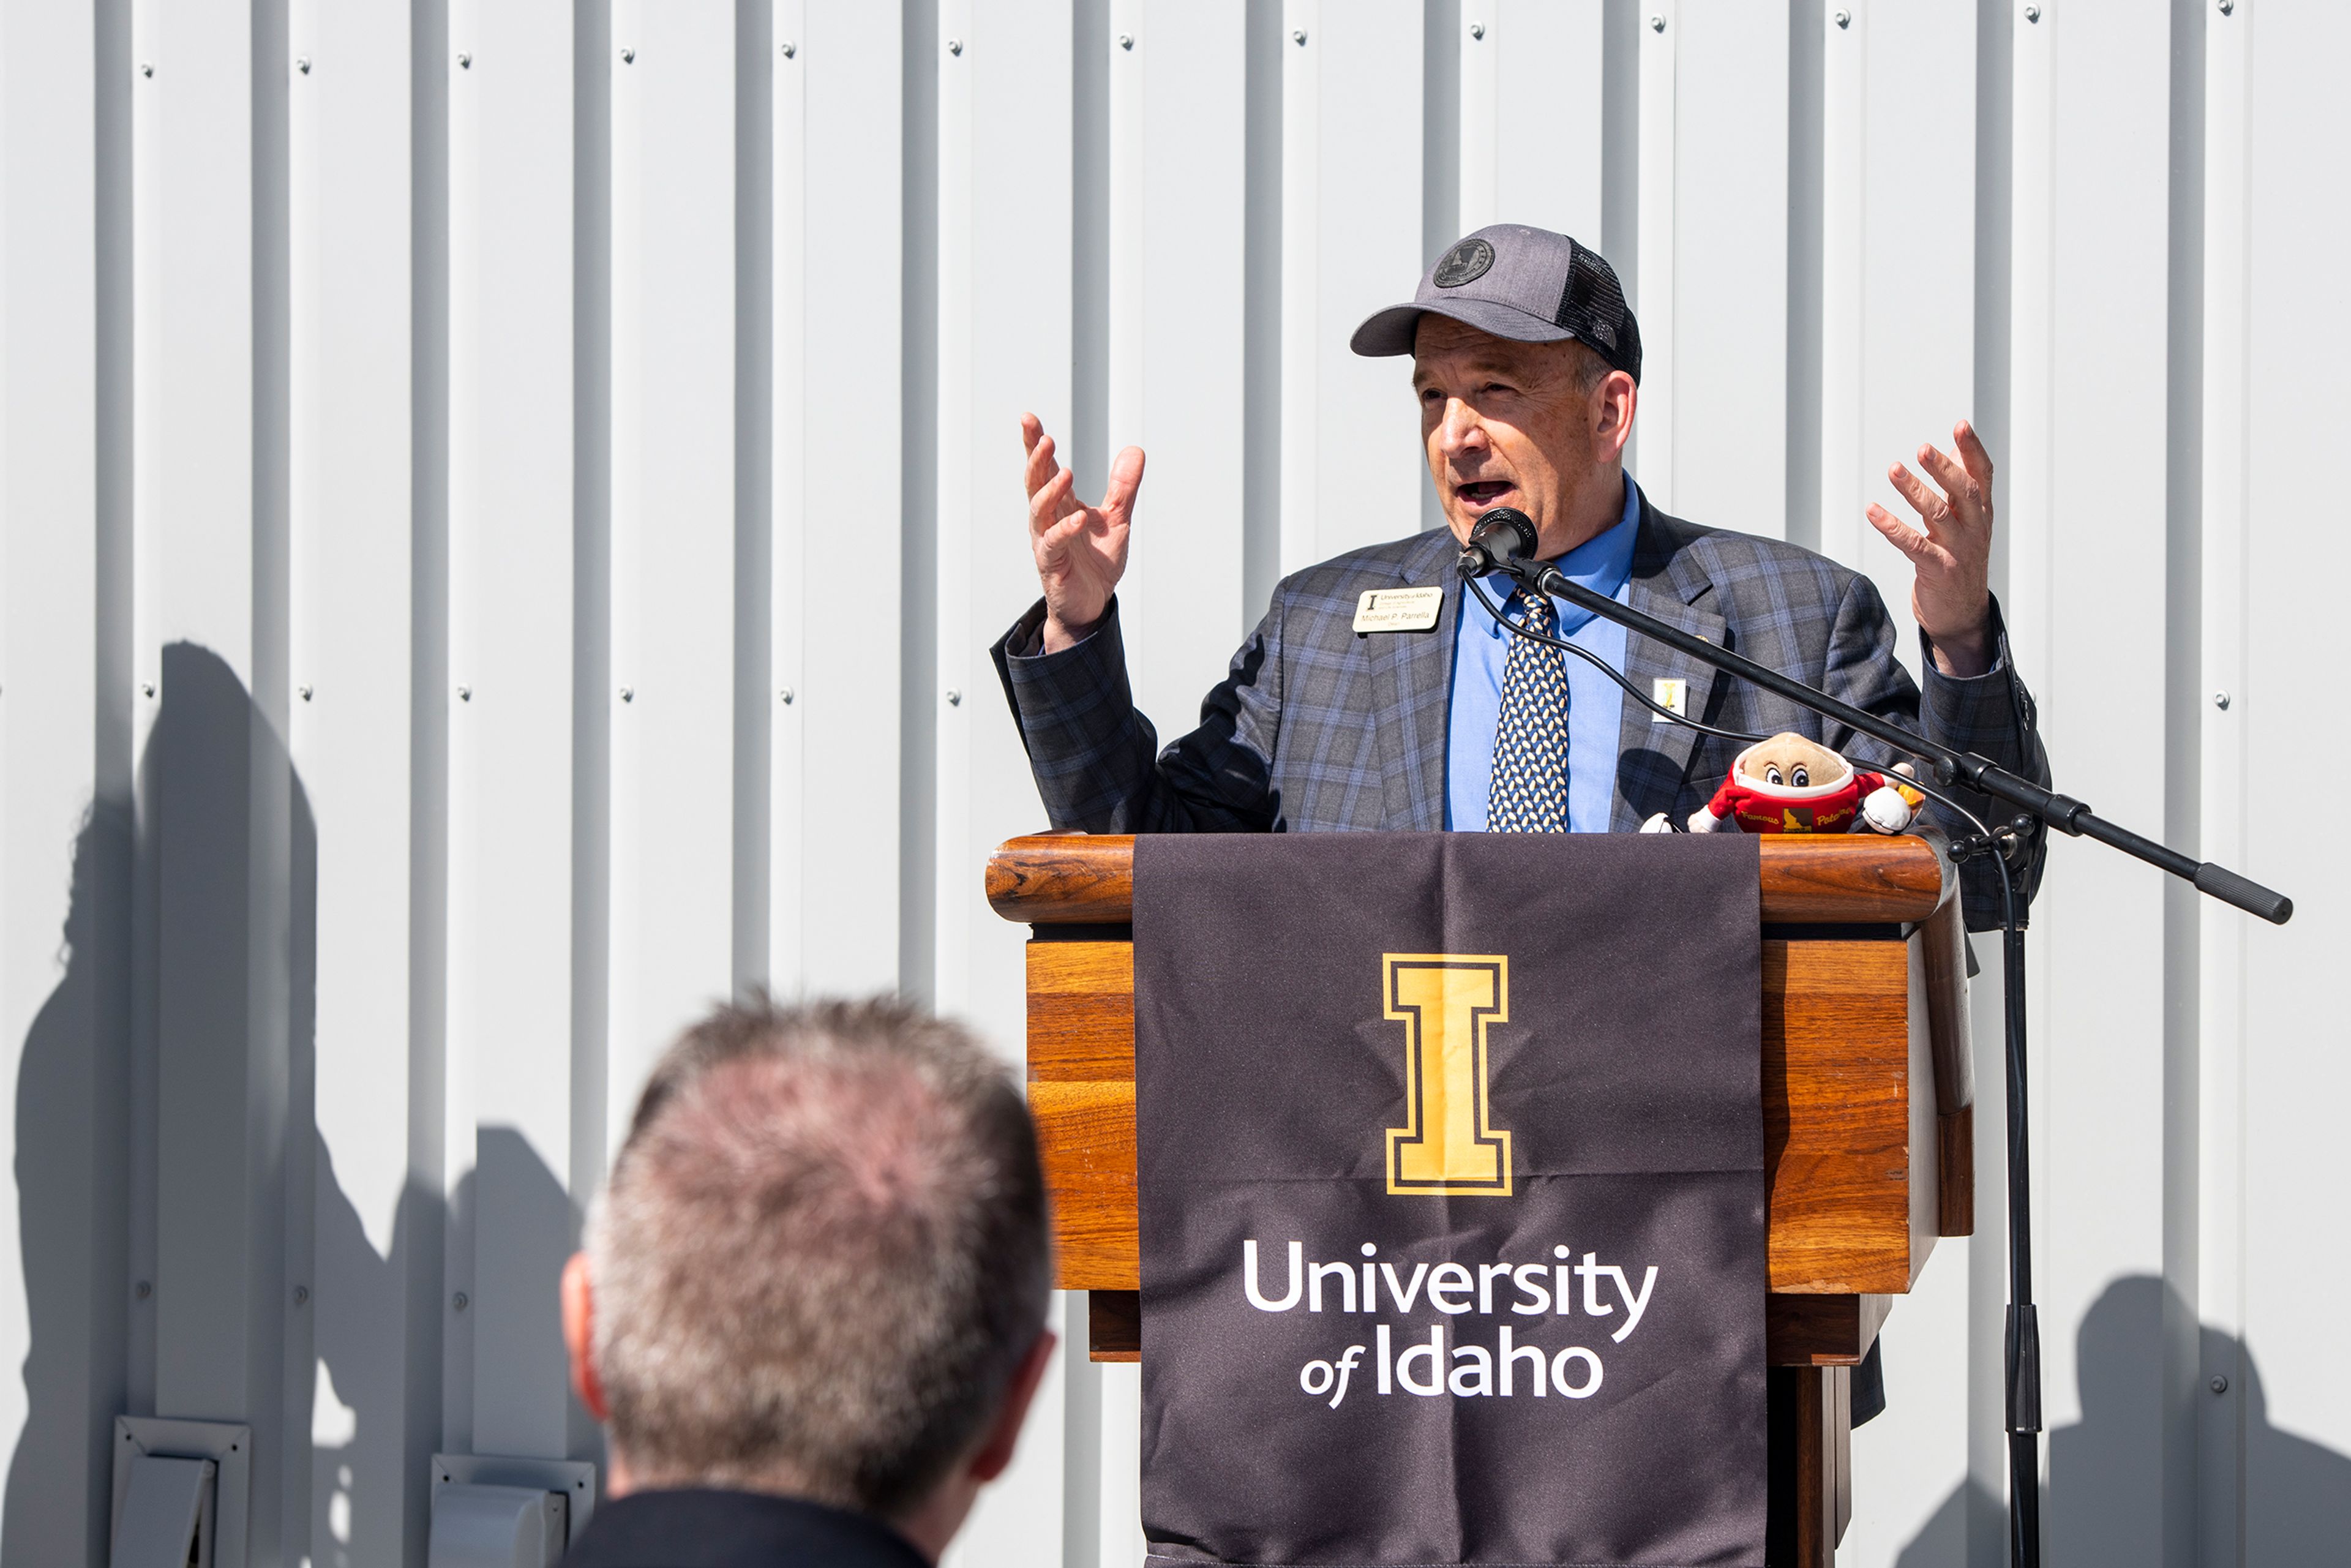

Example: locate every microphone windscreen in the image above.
[1468,508,1539,563]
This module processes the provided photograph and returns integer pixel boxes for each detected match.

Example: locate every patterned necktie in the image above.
[1487,588,1572,833]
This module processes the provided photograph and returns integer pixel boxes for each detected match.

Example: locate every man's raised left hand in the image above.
[1866,420,1998,679]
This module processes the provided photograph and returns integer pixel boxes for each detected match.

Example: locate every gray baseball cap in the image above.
[1350,223,1643,383]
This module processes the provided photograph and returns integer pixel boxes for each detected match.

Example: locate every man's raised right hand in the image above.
[1022,412,1145,654]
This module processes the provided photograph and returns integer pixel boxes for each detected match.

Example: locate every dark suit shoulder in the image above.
[1271,530,1460,615]
[1638,506,1870,613]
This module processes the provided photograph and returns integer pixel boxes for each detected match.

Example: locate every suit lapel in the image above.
[1610,500,1728,831]
[1368,530,1464,830]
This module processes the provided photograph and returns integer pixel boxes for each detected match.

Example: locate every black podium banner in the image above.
[1133,833,1766,1568]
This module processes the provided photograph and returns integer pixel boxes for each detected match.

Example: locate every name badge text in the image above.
[1354,587,1445,634]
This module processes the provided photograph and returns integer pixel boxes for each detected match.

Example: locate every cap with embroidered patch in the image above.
[1350,223,1642,382]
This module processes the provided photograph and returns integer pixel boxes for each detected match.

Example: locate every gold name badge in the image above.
[1353,586,1445,634]
[1382,955,1513,1196]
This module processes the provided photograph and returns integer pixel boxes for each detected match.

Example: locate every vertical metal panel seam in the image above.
[1239,0,1282,623]
[570,0,615,1465]
[604,0,640,1169]
[1599,0,1639,285]
[1418,0,1458,538]
[2005,15,2056,1407]
[1784,0,1824,556]
[926,0,969,1013]
[2159,0,2208,1557]
[733,0,773,1001]
[1633,0,1674,508]
[407,0,454,1535]
[93,0,143,1538]
[440,0,473,1460]
[1816,0,1863,571]
[899,0,940,1005]
[96,0,159,1448]
[2194,0,2250,1556]
[253,2,307,1557]
[1072,0,1109,500]
[1967,0,2017,1551]
[767,0,806,997]
[1275,0,1316,577]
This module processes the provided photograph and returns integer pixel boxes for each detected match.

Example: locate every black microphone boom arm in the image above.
[1459,527,2289,923]
[1457,505,2285,1568]
[1455,503,2286,1568]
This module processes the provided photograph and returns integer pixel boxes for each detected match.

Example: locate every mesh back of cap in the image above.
[1557,243,1643,383]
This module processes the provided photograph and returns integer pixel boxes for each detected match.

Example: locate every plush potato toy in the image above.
[1657,731,1922,836]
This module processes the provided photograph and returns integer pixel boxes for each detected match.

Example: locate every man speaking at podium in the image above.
[991,220,2047,929]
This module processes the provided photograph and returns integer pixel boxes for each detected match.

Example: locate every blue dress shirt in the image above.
[1445,478,1642,832]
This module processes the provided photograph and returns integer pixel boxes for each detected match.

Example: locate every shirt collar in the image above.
[1469,475,1641,634]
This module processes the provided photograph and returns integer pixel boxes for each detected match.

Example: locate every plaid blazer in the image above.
[992,491,2047,925]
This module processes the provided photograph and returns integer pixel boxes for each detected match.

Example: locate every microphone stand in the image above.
[1458,528,2291,1568]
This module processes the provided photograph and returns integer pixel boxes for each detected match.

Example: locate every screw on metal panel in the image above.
[1118,32,1133,50]
[297,56,312,74]
[1835,9,1852,26]
[2213,691,2231,710]
[781,41,797,58]
[294,1285,309,1305]
[778,687,795,704]
[620,46,635,63]
[1651,15,1667,33]
[140,681,155,699]
[453,1291,469,1310]
[946,688,963,706]
[298,685,313,701]
[619,686,634,702]
[2218,0,2233,11]
[1292,29,1307,45]
[456,685,471,701]
[947,37,963,55]
[140,62,153,78]
[2211,1374,2229,1394]
[457,52,471,68]
[1470,22,1486,40]
[2023,4,2041,20]
[135,1280,152,1300]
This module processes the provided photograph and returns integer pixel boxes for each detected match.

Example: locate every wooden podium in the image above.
[989,832,1975,1567]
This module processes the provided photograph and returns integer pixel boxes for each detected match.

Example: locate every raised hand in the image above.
[1866,420,1997,678]
[1022,412,1146,653]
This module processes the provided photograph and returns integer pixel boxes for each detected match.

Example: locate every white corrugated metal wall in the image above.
[1,1,2343,1563]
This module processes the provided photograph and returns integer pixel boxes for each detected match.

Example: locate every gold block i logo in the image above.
[1382,955,1513,1196]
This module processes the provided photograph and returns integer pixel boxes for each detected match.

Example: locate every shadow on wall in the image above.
[2,643,584,1565]
[1892,1275,2351,1566]
[1,798,132,1567]
[307,1153,448,1568]
[307,1144,574,1568]
[1,640,323,1566]
[2200,1322,2351,1563]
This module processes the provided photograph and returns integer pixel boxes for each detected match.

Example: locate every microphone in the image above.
[1456,507,1542,579]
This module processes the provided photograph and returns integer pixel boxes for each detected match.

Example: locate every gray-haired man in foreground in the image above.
[558,998,1057,1567]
